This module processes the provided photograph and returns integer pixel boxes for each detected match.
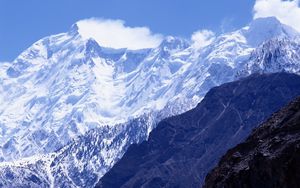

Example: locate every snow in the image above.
[0,16,300,188]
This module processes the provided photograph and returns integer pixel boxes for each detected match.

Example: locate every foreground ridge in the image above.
[204,96,300,188]
[97,73,300,188]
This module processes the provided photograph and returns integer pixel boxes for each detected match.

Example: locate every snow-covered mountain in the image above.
[0,17,300,187]
[239,37,300,76]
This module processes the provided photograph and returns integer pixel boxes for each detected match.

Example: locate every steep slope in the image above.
[0,29,155,161]
[0,17,300,188]
[0,26,199,162]
[0,116,153,188]
[96,73,300,188]
[204,97,300,188]
[238,37,300,76]
[0,17,298,162]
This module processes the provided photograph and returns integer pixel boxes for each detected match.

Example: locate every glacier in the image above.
[0,17,300,187]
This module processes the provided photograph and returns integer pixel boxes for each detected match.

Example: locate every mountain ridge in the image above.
[204,96,300,188]
[97,72,300,188]
[0,17,300,187]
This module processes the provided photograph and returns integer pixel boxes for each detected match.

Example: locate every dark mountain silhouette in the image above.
[96,73,300,188]
[204,96,300,188]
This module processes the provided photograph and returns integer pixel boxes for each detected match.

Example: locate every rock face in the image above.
[0,17,298,163]
[1,17,300,188]
[96,73,300,188]
[204,97,300,188]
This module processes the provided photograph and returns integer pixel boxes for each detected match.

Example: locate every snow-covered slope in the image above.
[0,26,197,162]
[239,37,300,76]
[0,17,300,187]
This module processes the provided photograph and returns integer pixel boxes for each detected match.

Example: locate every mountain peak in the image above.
[158,36,190,53]
[243,17,299,46]
[250,16,281,27]
[69,23,80,36]
[85,38,102,52]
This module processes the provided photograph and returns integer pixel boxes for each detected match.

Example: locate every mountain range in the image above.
[0,17,300,187]
[97,73,300,188]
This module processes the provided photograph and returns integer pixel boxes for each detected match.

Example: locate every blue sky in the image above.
[0,0,268,61]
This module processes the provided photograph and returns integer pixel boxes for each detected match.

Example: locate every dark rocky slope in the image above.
[204,96,300,188]
[96,73,300,188]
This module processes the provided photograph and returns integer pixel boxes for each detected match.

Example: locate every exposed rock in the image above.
[96,73,300,188]
[204,96,300,188]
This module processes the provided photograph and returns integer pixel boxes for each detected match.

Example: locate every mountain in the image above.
[238,37,300,76]
[96,73,300,188]
[242,17,299,47]
[1,17,299,161]
[0,17,300,187]
[204,96,300,188]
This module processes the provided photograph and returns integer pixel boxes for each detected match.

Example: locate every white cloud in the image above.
[253,0,300,31]
[76,18,163,50]
[191,30,215,49]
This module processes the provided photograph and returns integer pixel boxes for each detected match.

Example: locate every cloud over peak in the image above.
[253,0,300,31]
[191,30,215,49]
[77,18,163,50]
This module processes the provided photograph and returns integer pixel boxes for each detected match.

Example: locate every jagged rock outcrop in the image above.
[1,17,300,188]
[96,73,300,188]
[204,97,300,188]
